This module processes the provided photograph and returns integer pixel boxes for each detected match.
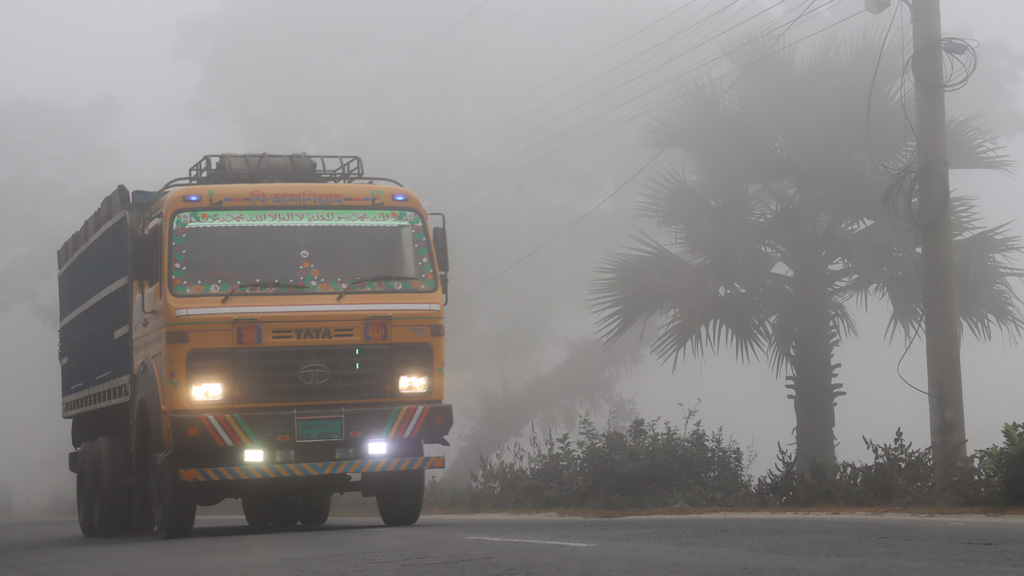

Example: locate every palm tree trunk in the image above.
[787,282,840,472]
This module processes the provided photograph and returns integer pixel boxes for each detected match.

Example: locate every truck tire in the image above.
[370,438,425,527]
[93,436,129,537]
[375,469,425,527]
[271,493,301,527]
[129,404,155,534]
[152,456,196,539]
[76,442,98,537]
[242,495,273,529]
[242,491,300,529]
[299,492,332,526]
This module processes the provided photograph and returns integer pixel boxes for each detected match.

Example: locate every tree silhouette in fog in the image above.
[592,29,1023,470]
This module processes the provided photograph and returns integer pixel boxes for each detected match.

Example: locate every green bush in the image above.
[756,429,1002,508]
[756,429,937,507]
[428,416,1019,511]
[427,411,753,510]
[977,422,1024,505]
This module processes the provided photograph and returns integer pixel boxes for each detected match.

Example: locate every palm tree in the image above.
[592,29,1022,470]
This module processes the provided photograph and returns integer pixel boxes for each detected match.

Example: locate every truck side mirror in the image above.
[132,232,158,286]
[432,227,450,275]
[432,226,449,302]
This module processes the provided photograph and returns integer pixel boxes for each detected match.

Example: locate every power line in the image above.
[425,1,540,86]
[394,0,494,79]
[421,0,799,203]
[439,1,860,223]
[425,1,839,198]
[449,0,840,305]
[412,0,759,187]
[345,0,494,115]
[452,151,666,303]
[403,0,710,181]
[428,0,849,212]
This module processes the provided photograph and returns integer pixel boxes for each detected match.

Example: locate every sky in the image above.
[1,0,1023,512]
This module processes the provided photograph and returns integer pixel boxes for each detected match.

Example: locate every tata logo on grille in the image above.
[296,328,332,340]
[298,363,330,386]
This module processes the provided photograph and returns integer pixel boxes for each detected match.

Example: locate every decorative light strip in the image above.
[176,303,441,317]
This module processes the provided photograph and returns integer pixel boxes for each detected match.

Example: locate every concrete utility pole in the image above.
[910,0,968,476]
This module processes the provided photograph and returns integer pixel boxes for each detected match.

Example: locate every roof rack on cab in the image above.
[157,153,403,193]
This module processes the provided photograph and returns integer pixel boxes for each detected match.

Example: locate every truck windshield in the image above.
[169,208,436,296]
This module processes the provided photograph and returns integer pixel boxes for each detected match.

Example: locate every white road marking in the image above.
[466,537,595,548]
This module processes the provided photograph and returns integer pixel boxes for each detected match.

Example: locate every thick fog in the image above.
[2,0,1023,514]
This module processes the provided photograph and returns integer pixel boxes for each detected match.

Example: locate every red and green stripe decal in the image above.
[383,406,431,438]
[202,414,257,447]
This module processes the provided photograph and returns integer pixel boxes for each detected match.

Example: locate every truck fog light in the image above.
[275,449,295,463]
[191,382,224,402]
[367,440,388,456]
[398,375,429,394]
[244,449,265,463]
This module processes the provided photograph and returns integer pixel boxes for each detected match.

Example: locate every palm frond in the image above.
[591,234,770,369]
[952,223,1024,342]
[947,115,1014,172]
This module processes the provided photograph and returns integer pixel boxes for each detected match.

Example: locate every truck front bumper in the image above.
[167,402,452,482]
[179,455,445,483]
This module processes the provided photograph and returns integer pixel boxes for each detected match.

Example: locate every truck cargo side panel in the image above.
[58,213,132,413]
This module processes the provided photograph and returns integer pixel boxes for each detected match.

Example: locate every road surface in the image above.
[1,512,1022,575]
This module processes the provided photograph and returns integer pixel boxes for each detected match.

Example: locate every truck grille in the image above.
[187,344,433,403]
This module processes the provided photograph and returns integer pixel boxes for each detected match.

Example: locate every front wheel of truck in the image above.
[369,439,425,527]
[299,492,333,526]
[375,469,425,527]
[152,456,196,539]
[242,494,272,529]
[243,490,300,529]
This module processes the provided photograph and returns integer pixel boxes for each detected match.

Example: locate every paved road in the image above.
[1,513,1022,575]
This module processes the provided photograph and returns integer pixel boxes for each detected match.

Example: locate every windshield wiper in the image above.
[221,281,310,304]
[336,275,417,301]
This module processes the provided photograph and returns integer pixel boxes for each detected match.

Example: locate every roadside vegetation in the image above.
[426,411,1024,513]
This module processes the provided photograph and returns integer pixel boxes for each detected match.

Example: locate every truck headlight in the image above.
[243,449,264,463]
[367,440,388,455]
[191,382,225,402]
[398,375,429,394]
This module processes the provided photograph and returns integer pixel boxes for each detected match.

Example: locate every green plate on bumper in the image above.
[296,415,344,442]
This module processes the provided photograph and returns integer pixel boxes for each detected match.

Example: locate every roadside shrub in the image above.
[976,422,1024,505]
[755,444,853,506]
[852,429,935,506]
[428,417,1020,512]
[757,428,1002,507]
[428,410,753,510]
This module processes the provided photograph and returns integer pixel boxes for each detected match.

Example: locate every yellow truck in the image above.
[59,154,452,538]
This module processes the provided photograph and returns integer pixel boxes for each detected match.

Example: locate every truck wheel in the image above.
[152,456,196,539]
[271,493,301,527]
[93,436,129,537]
[272,491,299,528]
[243,491,300,528]
[129,408,155,534]
[242,495,273,529]
[299,492,332,526]
[76,442,97,537]
[375,469,425,527]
